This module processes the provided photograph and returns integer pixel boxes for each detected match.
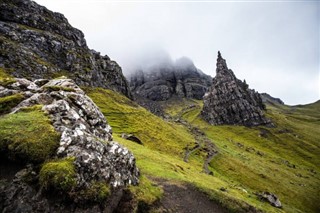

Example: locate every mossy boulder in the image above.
[0,77,139,212]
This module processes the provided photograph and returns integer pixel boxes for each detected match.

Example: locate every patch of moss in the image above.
[0,109,60,163]
[39,157,77,192]
[43,85,75,92]
[0,93,24,115]
[77,182,111,203]
[0,67,15,86]
[84,67,91,73]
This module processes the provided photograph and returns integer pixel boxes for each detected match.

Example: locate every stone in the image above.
[220,187,227,192]
[0,78,139,212]
[0,0,132,99]
[1,168,50,213]
[201,51,272,127]
[121,133,143,145]
[257,192,282,208]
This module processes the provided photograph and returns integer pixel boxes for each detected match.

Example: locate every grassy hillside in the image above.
[165,98,320,213]
[86,88,320,212]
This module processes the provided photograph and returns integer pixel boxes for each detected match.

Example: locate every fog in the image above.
[34,0,319,105]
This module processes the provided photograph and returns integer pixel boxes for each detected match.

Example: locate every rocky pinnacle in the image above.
[201,52,272,127]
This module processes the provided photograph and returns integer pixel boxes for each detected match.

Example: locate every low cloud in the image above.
[35,0,319,105]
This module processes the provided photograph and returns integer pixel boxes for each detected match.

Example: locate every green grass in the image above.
[87,88,300,212]
[129,174,163,207]
[0,108,60,163]
[85,88,195,157]
[174,100,320,213]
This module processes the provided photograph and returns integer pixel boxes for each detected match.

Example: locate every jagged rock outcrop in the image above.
[0,77,139,212]
[0,0,132,99]
[260,93,284,105]
[201,52,272,126]
[129,57,212,101]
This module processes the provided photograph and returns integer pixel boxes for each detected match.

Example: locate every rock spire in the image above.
[201,52,272,126]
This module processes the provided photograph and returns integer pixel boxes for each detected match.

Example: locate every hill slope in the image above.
[87,88,320,213]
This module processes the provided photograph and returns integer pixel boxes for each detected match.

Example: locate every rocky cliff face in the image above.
[201,52,272,126]
[129,57,212,101]
[0,0,132,99]
[0,77,139,212]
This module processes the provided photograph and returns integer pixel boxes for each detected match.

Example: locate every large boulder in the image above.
[201,52,272,126]
[0,77,139,212]
[0,0,132,99]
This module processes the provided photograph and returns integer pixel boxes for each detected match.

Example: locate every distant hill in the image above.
[260,93,285,105]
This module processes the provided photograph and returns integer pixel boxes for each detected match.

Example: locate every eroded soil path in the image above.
[153,179,228,213]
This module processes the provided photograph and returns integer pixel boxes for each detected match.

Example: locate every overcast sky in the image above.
[35,0,319,105]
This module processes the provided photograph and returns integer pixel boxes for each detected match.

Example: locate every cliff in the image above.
[0,0,132,98]
[129,57,212,101]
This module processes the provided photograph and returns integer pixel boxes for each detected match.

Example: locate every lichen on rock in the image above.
[0,77,139,211]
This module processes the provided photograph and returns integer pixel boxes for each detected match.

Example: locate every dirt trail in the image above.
[153,179,228,213]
